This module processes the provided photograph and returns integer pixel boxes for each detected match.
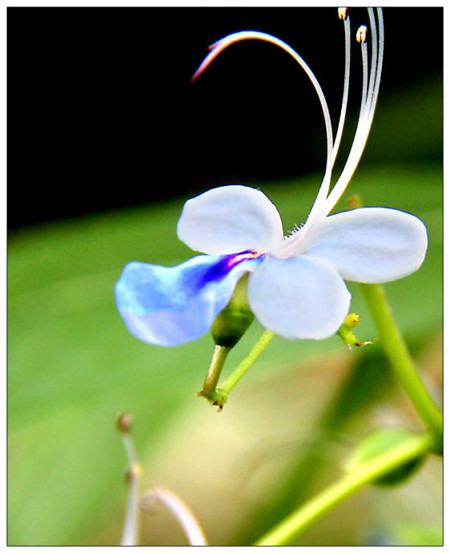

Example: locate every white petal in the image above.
[177,185,284,254]
[300,207,428,283]
[248,255,350,340]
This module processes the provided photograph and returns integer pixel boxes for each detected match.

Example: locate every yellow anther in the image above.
[356,25,368,43]
[338,7,348,20]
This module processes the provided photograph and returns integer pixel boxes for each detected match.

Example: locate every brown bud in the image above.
[117,412,134,433]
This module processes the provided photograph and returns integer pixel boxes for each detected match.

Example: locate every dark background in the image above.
[7,7,443,231]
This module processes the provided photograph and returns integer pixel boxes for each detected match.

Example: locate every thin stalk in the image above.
[219,330,274,396]
[255,433,433,545]
[120,432,141,546]
[360,284,442,439]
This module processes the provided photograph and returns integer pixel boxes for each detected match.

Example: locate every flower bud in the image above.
[337,312,372,349]
[212,274,254,348]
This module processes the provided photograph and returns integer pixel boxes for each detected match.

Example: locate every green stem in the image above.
[219,330,274,396]
[255,433,433,546]
[200,345,229,398]
[360,284,442,439]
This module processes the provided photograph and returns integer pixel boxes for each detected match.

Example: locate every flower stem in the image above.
[255,432,433,546]
[360,284,442,440]
[199,345,229,399]
[219,329,275,396]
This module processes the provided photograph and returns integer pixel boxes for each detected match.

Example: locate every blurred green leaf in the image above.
[345,428,425,486]
[367,77,443,163]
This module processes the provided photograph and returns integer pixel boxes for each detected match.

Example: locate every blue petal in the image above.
[115,253,261,346]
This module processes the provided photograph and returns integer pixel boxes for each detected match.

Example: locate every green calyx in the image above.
[212,274,255,349]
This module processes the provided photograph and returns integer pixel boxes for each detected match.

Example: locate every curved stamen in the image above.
[305,9,352,227]
[331,14,352,167]
[309,25,369,222]
[321,9,383,216]
[365,9,378,117]
[192,8,384,257]
[359,28,370,112]
[191,30,335,212]
[366,8,384,130]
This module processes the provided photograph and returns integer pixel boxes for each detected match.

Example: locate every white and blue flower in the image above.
[115,8,428,347]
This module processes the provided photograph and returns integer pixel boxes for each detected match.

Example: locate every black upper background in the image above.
[8,7,443,230]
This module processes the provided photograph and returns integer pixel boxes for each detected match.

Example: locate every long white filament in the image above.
[321,8,384,215]
[331,16,352,167]
[319,35,370,216]
[366,9,379,117]
[306,13,352,225]
[360,40,369,115]
[192,30,335,209]
[367,9,385,132]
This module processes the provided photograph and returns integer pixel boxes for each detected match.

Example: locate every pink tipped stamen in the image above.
[191,40,229,82]
[190,30,334,208]
[208,37,224,50]
[191,33,250,82]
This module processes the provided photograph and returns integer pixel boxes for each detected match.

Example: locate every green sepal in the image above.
[212,274,254,349]
[345,428,426,486]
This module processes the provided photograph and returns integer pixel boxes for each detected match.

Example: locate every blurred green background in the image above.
[8,68,442,547]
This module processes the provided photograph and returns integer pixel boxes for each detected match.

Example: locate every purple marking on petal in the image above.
[115,251,264,346]
[199,250,262,286]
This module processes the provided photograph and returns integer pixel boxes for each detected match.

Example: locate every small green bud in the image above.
[337,312,372,349]
[343,313,360,328]
[212,274,254,349]
[345,428,426,486]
